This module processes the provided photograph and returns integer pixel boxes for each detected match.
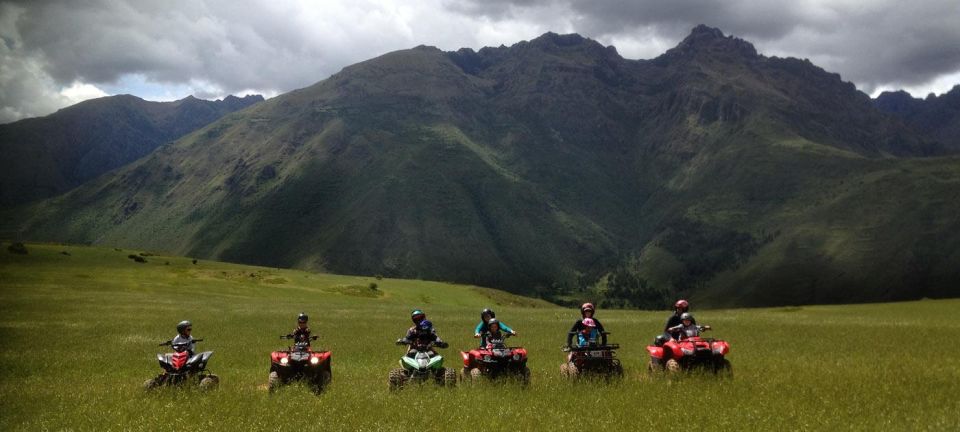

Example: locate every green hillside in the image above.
[0,244,957,430]
[6,26,960,307]
[0,94,262,206]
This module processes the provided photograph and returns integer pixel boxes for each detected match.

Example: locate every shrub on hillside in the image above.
[8,242,28,254]
[127,254,147,263]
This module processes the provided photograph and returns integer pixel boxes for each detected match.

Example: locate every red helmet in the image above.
[580,303,595,314]
[674,299,689,311]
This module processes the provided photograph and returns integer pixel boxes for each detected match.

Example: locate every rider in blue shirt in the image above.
[474,308,515,347]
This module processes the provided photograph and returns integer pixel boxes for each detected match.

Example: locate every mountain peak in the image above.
[662,25,758,60]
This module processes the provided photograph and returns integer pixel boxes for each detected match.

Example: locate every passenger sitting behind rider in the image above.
[291,312,312,345]
[666,313,711,340]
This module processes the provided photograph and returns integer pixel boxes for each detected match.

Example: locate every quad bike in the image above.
[268,335,332,394]
[143,339,219,390]
[646,327,731,376]
[560,332,623,380]
[460,333,530,384]
[389,338,456,390]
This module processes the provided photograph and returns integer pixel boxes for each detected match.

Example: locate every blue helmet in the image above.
[417,319,433,333]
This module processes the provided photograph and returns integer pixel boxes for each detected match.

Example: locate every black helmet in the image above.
[680,312,693,322]
[487,318,500,329]
[297,312,308,322]
[654,333,671,346]
[176,320,192,335]
[481,308,495,320]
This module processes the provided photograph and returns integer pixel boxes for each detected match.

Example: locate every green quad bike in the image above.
[389,338,457,391]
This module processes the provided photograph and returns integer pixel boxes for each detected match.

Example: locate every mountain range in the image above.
[5,26,960,307]
[0,94,263,206]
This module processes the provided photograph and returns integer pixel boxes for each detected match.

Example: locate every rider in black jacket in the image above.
[566,303,608,347]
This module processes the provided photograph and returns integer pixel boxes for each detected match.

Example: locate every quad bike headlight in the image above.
[310,356,319,365]
[513,354,521,361]
[280,357,289,365]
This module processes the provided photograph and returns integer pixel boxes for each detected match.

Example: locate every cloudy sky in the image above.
[2,0,959,123]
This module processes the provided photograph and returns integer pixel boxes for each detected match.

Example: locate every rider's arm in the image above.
[474,322,484,335]
[593,319,608,344]
[566,321,582,346]
[500,322,515,334]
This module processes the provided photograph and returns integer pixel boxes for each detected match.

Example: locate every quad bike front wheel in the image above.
[199,375,220,391]
[312,370,332,394]
[143,377,160,391]
[560,362,579,379]
[268,371,281,393]
[388,368,406,391]
[443,368,457,387]
[520,366,531,387]
[715,359,733,378]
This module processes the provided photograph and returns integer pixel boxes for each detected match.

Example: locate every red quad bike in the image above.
[269,335,332,394]
[647,329,732,377]
[143,339,219,390]
[560,332,623,380]
[460,334,530,385]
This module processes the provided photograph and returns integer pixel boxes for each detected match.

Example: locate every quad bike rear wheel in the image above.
[268,371,281,393]
[388,368,406,391]
[199,374,220,391]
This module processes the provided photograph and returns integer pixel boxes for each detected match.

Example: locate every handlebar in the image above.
[159,338,202,347]
[281,334,318,340]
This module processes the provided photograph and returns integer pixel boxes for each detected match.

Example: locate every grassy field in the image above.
[1,243,958,431]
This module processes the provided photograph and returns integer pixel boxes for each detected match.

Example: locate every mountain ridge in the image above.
[6,26,960,307]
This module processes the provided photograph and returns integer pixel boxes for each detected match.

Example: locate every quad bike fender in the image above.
[460,351,474,367]
[512,348,528,360]
[312,351,331,363]
[157,354,175,372]
[271,351,287,364]
[712,341,730,356]
[646,346,665,359]
[401,356,419,370]
[428,355,444,369]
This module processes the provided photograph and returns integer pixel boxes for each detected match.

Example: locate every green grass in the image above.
[1,244,958,430]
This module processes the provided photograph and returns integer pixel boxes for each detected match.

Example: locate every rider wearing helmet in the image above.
[475,308,516,348]
[291,312,312,345]
[482,318,510,347]
[666,313,711,340]
[664,299,696,340]
[576,318,601,347]
[400,311,445,352]
[411,309,427,325]
[172,320,195,353]
[566,303,607,347]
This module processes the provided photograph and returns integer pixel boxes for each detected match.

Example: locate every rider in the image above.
[664,299,696,332]
[482,318,510,348]
[666,313,711,340]
[172,320,195,353]
[576,318,601,347]
[566,303,607,347]
[475,308,516,347]
[290,312,312,345]
[399,311,446,355]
